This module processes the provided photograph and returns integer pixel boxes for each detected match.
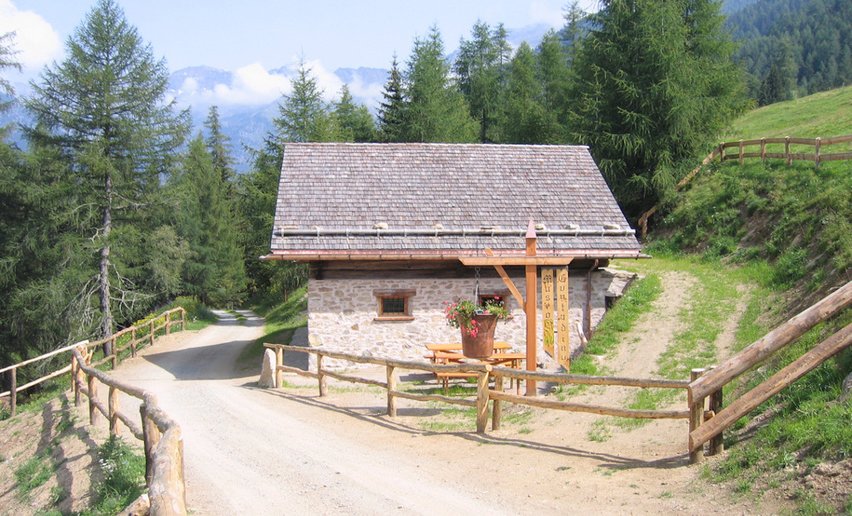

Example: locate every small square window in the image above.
[374,289,416,321]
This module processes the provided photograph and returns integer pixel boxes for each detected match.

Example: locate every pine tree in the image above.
[501,43,558,144]
[275,61,337,143]
[377,55,406,142]
[0,32,21,122]
[536,30,571,141]
[454,21,508,142]
[25,0,188,352]
[401,26,477,143]
[568,0,746,218]
[204,105,235,185]
[172,136,245,306]
[332,85,376,142]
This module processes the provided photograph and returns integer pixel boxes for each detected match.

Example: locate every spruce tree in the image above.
[275,61,337,143]
[454,21,508,142]
[401,27,477,143]
[204,105,236,185]
[568,0,746,218]
[501,43,558,144]
[377,55,406,142]
[332,85,376,142]
[25,0,188,352]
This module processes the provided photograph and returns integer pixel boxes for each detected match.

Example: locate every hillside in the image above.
[651,86,851,512]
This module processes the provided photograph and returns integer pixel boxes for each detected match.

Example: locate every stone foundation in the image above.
[307,268,635,370]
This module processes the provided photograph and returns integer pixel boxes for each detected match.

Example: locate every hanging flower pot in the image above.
[444,298,509,359]
[459,313,498,358]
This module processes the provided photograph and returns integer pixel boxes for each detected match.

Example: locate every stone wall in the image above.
[307,268,635,370]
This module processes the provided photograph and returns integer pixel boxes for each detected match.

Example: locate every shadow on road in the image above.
[142,340,256,381]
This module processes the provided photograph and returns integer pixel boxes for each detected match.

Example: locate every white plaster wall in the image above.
[307,268,635,370]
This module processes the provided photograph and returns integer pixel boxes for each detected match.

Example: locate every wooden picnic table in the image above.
[425,345,525,394]
[425,342,512,352]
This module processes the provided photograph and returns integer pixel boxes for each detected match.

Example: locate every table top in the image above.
[425,342,512,352]
[431,350,526,362]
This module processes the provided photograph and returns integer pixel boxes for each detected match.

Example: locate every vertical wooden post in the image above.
[386,365,397,417]
[718,142,724,162]
[785,136,792,166]
[317,353,327,397]
[689,368,707,464]
[274,347,283,389]
[71,353,79,404]
[111,336,118,369]
[542,268,555,358]
[738,139,744,165]
[814,137,821,168]
[140,404,160,486]
[524,221,538,396]
[492,373,503,431]
[109,386,120,436]
[556,268,570,371]
[88,374,98,425]
[165,312,171,335]
[9,367,16,417]
[149,319,155,346]
[475,368,491,433]
[709,364,724,455]
[760,138,766,161]
[181,308,186,331]
[130,328,137,358]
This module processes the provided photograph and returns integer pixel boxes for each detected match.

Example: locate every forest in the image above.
[0,0,848,368]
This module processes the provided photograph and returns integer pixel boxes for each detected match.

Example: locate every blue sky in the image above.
[1,0,598,108]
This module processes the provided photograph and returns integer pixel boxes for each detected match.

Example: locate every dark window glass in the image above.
[382,297,406,314]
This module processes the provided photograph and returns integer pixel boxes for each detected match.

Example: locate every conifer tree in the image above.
[204,105,235,185]
[501,43,559,144]
[377,55,406,142]
[401,27,477,143]
[454,22,509,142]
[332,85,376,142]
[25,0,188,352]
[275,61,337,143]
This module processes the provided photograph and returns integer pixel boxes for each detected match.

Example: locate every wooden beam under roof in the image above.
[459,256,576,266]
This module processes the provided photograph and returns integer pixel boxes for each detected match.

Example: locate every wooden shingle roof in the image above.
[269,143,641,259]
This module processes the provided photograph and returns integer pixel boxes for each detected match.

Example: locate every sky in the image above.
[1,0,599,107]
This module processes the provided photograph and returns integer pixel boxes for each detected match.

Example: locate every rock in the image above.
[258,349,276,388]
[119,493,150,515]
[840,371,852,402]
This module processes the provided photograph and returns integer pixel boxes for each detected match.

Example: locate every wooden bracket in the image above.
[484,248,525,307]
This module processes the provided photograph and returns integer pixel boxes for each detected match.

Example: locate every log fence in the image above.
[0,308,186,417]
[72,345,187,515]
[264,343,710,459]
[638,134,852,238]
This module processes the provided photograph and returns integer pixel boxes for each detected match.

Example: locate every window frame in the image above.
[373,289,416,321]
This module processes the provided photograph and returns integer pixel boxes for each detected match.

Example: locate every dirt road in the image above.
[106,297,780,515]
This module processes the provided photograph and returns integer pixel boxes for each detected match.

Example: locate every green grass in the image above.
[15,449,53,499]
[83,437,146,516]
[722,85,852,141]
[238,286,308,367]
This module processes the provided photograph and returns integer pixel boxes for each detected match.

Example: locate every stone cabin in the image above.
[267,143,642,368]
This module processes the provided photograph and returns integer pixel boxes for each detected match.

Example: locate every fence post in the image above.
[317,353,327,397]
[760,138,766,161]
[10,367,16,417]
[111,336,118,369]
[131,328,137,358]
[165,312,171,335]
[71,353,80,406]
[492,372,503,431]
[274,347,283,389]
[738,139,744,165]
[149,320,155,346]
[88,374,98,425]
[181,308,186,331]
[718,142,724,162]
[140,404,160,486]
[109,386,120,436]
[785,136,792,166]
[815,137,821,168]
[386,365,397,417]
[707,365,724,456]
[475,367,491,433]
[689,368,707,464]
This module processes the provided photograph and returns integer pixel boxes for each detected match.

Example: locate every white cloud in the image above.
[205,63,291,106]
[0,0,61,71]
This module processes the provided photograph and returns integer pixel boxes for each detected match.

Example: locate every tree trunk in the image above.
[99,172,114,356]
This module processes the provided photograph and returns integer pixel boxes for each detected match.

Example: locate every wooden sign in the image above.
[557,268,570,370]
[541,268,555,357]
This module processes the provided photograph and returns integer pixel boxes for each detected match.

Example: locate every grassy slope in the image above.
[654,86,851,512]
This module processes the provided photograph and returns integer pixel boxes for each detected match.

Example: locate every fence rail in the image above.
[72,346,186,515]
[637,134,852,238]
[1,308,186,416]
[263,343,707,460]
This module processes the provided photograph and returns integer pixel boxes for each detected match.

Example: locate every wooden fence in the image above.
[266,281,851,464]
[72,345,186,515]
[637,134,852,238]
[0,308,186,417]
[263,343,722,464]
